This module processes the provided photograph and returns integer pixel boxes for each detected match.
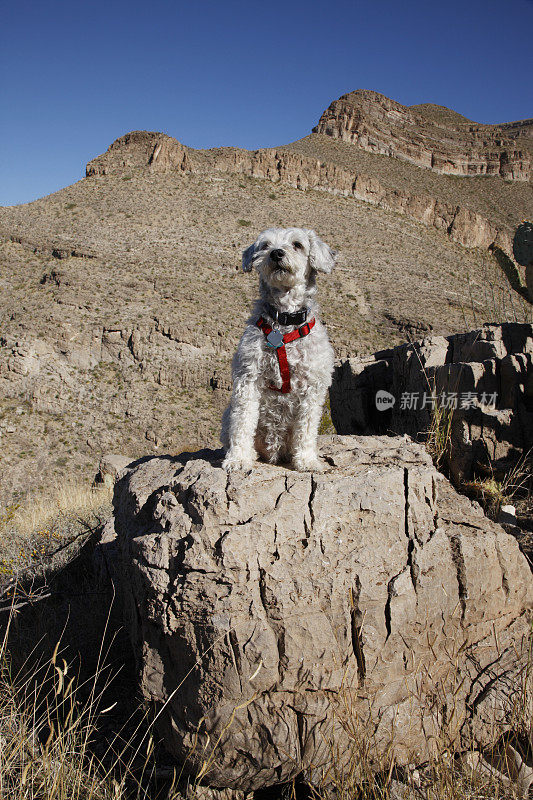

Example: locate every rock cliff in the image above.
[86,130,510,252]
[314,90,532,182]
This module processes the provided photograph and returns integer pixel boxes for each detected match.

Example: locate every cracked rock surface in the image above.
[114,435,533,790]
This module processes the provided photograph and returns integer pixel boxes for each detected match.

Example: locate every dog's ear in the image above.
[307,230,337,274]
[242,243,256,272]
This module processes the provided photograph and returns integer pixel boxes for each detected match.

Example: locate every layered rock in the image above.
[86,131,509,251]
[85,89,533,254]
[314,90,532,182]
[86,131,190,176]
[114,436,533,791]
[330,322,533,482]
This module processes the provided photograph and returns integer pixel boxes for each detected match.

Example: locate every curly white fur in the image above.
[221,227,336,472]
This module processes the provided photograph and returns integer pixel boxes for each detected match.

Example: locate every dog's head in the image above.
[242,227,336,290]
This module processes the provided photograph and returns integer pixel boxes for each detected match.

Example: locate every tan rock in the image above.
[314,90,531,182]
[114,435,533,791]
[95,453,133,487]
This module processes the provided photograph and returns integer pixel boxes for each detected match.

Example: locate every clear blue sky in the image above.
[1,0,532,206]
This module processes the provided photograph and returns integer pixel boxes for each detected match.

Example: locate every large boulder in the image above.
[114,436,533,791]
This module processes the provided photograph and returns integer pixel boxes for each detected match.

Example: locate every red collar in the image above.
[256,316,316,393]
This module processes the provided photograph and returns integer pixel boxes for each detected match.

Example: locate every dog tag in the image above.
[266,330,284,348]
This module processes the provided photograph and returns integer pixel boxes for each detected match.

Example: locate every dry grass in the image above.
[8,481,113,541]
[0,602,186,800]
[306,651,533,800]
[462,449,533,521]
[0,480,113,583]
[462,477,512,520]
[425,403,454,471]
[0,645,111,798]
[0,600,109,799]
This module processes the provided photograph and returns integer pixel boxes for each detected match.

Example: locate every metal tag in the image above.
[266,330,284,348]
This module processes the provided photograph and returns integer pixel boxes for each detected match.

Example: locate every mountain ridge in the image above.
[84,125,529,253]
[313,89,532,181]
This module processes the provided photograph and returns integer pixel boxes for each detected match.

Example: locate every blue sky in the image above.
[1,0,532,206]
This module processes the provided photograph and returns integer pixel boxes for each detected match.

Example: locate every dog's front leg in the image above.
[291,387,327,472]
[222,377,260,472]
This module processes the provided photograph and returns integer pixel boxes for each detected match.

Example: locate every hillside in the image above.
[0,90,532,507]
[283,133,533,234]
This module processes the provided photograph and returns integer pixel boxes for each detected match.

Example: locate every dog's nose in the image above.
[270,249,285,261]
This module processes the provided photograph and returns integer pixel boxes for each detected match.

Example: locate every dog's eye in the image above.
[260,242,269,250]
[293,241,303,250]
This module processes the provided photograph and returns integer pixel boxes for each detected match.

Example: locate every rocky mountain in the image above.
[313,89,532,181]
[0,90,531,507]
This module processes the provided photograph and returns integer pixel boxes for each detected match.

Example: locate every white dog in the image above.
[221,227,336,472]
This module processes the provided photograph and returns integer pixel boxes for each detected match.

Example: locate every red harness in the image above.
[256,316,315,394]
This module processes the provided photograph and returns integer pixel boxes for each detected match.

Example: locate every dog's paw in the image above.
[222,454,255,473]
[292,455,324,473]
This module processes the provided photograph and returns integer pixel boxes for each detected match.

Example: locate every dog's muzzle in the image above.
[269,250,290,272]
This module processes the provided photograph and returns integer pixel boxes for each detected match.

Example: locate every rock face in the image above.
[85,130,511,252]
[115,436,533,791]
[86,131,190,176]
[330,323,533,483]
[314,90,532,182]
